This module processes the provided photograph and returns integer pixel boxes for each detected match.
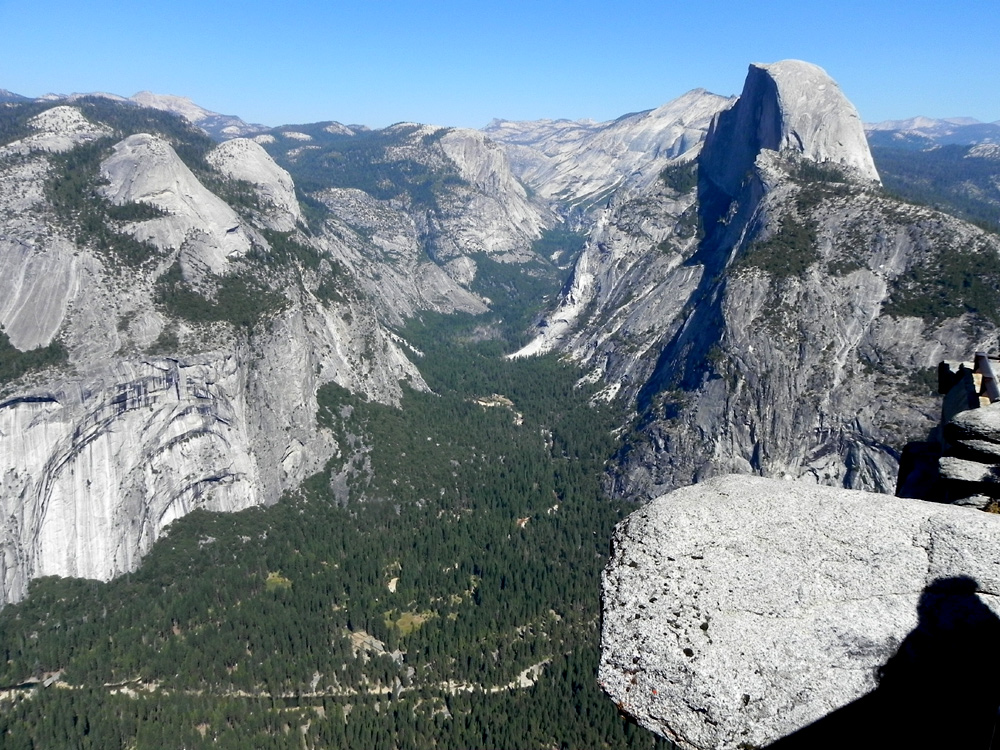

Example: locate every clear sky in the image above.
[1,0,997,129]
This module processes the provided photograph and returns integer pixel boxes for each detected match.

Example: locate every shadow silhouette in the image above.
[767,576,1000,749]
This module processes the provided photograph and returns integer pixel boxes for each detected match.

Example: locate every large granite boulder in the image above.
[600,475,1000,749]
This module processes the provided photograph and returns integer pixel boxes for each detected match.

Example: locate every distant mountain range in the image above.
[866,116,1000,149]
[6,85,999,149]
[862,115,1000,230]
[0,89,267,140]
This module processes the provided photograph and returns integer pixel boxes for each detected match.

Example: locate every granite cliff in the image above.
[4,60,1000,608]
[512,60,1000,499]
[0,98,546,604]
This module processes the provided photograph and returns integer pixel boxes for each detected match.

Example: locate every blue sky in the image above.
[1,0,997,129]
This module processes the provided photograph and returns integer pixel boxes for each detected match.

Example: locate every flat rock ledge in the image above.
[599,475,1000,750]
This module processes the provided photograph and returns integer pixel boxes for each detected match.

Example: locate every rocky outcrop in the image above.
[99,133,250,278]
[600,475,1000,750]
[206,138,303,231]
[949,402,1000,457]
[902,356,1000,505]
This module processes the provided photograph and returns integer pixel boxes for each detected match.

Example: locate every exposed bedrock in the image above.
[100,133,251,277]
[0,354,258,605]
[700,60,879,207]
[206,138,303,231]
[600,475,1000,750]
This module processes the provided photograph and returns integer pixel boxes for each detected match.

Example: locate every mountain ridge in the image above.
[2,60,999,605]
[511,59,999,501]
[2,60,1000,749]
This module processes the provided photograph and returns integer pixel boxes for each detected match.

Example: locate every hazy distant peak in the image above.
[128,91,267,140]
[0,89,29,102]
[34,91,129,104]
[485,116,598,130]
[323,122,355,136]
[864,115,1000,149]
[130,91,214,123]
[867,115,982,131]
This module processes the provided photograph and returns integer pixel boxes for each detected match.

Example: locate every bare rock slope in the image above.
[486,89,731,213]
[100,133,251,277]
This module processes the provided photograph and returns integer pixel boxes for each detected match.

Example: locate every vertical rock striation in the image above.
[0,354,259,602]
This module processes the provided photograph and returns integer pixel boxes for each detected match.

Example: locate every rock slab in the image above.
[599,475,1000,750]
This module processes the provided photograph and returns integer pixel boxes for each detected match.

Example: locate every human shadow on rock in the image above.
[767,576,1000,749]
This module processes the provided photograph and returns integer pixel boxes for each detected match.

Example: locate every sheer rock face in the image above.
[701,60,880,201]
[0,236,80,351]
[433,128,548,261]
[0,355,258,603]
[406,126,549,265]
[207,138,303,231]
[0,290,423,606]
[510,179,702,382]
[600,475,1000,750]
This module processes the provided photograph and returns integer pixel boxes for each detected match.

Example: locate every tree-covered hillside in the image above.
[871,143,1000,233]
[262,122,466,212]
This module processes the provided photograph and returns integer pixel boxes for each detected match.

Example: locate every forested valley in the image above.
[0,276,675,749]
